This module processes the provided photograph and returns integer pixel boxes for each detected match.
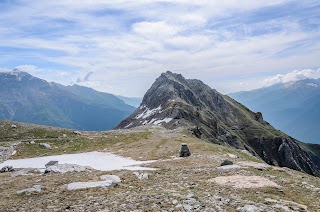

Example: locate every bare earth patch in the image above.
[209,175,281,189]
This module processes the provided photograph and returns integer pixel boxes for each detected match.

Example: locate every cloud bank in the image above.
[264,69,320,85]
[0,0,319,96]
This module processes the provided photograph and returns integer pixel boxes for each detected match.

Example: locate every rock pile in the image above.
[0,166,14,173]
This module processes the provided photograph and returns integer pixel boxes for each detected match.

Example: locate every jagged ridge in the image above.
[117,71,320,176]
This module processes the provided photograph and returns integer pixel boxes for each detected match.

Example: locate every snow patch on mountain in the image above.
[135,105,162,119]
[153,118,173,125]
[306,83,318,87]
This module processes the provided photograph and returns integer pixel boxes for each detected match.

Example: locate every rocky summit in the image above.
[117,71,320,177]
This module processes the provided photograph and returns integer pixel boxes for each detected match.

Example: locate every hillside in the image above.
[117,71,320,177]
[0,70,135,131]
[229,78,320,144]
[0,120,319,211]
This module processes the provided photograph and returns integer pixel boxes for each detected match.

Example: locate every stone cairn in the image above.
[179,143,191,157]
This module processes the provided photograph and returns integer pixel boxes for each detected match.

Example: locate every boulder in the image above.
[11,124,17,129]
[179,143,191,157]
[67,180,116,191]
[255,112,264,123]
[220,160,233,166]
[39,143,51,149]
[17,185,41,195]
[45,164,92,174]
[73,131,81,135]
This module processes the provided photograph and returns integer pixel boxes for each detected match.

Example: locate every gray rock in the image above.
[0,166,14,173]
[221,160,233,166]
[217,165,241,172]
[0,146,15,163]
[179,143,191,157]
[17,185,41,195]
[30,140,35,144]
[45,164,92,173]
[133,172,149,180]
[66,180,116,191]
[100,175,121,184]
[39,143,51,149]
[73,131,81,135]
[237,205,260,212]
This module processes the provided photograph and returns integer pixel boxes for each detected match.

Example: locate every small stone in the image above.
[172,200,178,204]
[30,140,35,144]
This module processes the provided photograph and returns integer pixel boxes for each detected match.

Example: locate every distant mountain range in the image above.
[116,95,142,107]
[229,78,320,144]
[0,70,135,131]
[117,71,320,177]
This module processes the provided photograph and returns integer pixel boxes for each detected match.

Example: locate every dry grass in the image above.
[1,126,319,211]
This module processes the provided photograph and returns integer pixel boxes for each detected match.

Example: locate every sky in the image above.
[0,0,320,97]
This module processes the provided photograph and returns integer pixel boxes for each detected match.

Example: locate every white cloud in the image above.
[0,0,320,96]
[0,68,12,73]
[132,21,179,39]
[264,69,320,85]
[15,65,39,73]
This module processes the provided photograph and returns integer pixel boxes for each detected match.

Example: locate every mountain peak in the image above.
[117,72,320,177]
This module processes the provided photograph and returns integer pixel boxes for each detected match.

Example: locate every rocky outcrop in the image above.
[0,146,15,163]
[117,71,320,176]
[255,112,264,123]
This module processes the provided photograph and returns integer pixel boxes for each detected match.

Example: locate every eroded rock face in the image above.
[116,71,320,176]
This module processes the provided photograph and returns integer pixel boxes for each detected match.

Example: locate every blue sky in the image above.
[0,0,320,96]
